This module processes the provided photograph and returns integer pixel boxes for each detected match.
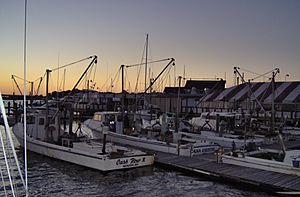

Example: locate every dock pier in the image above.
[144,150,300,194]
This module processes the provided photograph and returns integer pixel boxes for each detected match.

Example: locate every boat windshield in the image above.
[21,115,35,124]
[105,114,116,123]
[93,114,102,121]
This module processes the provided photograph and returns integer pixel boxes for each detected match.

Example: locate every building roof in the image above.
[205,81,300,103]
[184,80,226,91]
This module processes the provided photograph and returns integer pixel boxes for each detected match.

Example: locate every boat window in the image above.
[27,116,35,124]
[93,114,102,121]
[106,114,115,122]
[39,118,45,125]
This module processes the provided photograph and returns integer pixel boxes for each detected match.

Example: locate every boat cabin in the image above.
[21,110,60,142]
[92,112,123,133]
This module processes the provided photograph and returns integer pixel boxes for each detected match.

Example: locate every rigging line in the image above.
[59,71,65,91]
[136,58,175,102]
[33,76,42,82]
[111,67,121,91]
[258,79,272,104]
[88,64,96,82]
[125,58,171,68]
[251,68,279,81]
[134,64,143,92]
[92,62,97,83]
[100,72,113,91]
[155,65,172,89]
[125,69,132,92]
[238,67,261,76]
[50,56,94,72]
[134,40,146,92]
[23,0,28,195]
[12,75,31,83]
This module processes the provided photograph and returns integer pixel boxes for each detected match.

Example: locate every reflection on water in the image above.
[1,126,273,197]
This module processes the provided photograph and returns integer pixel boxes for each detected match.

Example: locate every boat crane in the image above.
[11,75,33,96]
[11,75,24,95]
[45,55,98,135]
[233,66,267,113]
[116,58,175,133]
[122,58,175,103]
[11,74,43,106]
[35,77,43,95]
[234,67,287,154]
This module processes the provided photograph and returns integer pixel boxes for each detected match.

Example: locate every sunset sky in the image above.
[1,0,300,95]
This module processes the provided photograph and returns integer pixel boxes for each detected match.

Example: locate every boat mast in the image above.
[175,76,182,133]
[45,69,51,142]
[144,34,148,109]
[121,64,125,134]
[271,68,280,132]
[30,81,33,107]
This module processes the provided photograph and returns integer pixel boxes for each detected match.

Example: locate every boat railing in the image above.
[0,93,26,196]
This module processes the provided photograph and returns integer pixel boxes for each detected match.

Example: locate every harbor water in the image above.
[0,126,275,196]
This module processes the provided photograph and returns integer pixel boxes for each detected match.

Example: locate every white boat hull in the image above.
[107,132,219,156]
[221,153,300,176]
[87,125,218,157]
[180,131,265,149]
[13,124,154,172]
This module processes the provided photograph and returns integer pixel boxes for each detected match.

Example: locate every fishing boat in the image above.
[185,111,265,149]
[189,111,243,131]
[221,149,300,176]
[180,130,265,149]
[84,111,219,157]
[12,109,154,172]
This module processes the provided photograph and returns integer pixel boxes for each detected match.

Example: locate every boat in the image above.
[221,149,300,176]
[12,109,154,172]
[84,111,219,157]
[180,130,265,149]
[185,111,266,149]
[189,111,244,131]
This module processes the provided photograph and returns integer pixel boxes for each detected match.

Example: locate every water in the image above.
[0,126,274,197]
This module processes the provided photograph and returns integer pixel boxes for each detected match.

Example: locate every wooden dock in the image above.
[144,150,300,194]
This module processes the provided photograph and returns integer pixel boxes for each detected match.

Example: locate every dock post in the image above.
[216,114,220,134]
[7,102,11,116]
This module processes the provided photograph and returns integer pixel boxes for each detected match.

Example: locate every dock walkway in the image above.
[146,150,300,194]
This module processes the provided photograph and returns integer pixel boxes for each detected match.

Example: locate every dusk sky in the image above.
[1,0,300,95]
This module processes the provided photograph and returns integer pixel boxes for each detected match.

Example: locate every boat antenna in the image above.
[23,0,28,195]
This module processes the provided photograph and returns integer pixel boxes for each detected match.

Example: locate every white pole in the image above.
[23,0,28,195]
